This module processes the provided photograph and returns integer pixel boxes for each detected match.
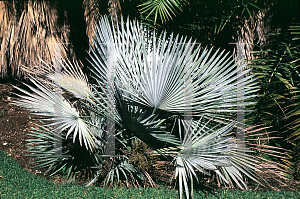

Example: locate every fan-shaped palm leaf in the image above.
[12,77,97,151]
[26,122,75,183]
[89,16,258,123]
[138,0,184,24]
[158,119,263,199]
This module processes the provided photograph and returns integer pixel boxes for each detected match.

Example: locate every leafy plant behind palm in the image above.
[12,15,290,199]
[138,0,185,24]
[248,24,300,178]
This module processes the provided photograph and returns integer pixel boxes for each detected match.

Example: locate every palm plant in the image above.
[13,15,289,199]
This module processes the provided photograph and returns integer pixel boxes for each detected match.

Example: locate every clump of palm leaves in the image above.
[12,16,290,199]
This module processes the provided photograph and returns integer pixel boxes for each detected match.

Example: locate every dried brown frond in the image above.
[233,7,271,64]
[83,0,101,46]
[0,1,73,79]
[128,138,159,172]
[245,124,292,187]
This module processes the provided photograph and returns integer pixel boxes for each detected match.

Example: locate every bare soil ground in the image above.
[1,82,300,192]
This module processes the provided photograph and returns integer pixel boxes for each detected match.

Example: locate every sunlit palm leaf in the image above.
[158,119,269,199]
[12,78,97,151]
[47,58,93,99]
[117,30,258,120]
[167,121,237,199]
[90,16,258,123]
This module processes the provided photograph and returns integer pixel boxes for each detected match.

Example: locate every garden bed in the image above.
[1,82,300,198]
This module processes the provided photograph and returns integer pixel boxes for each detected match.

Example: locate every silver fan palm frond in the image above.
[46,57,93,100]
[89,15,258,122]
[117,32,258,120]
[25,122,73,176]
[157,119,266,199]
[12,77,98,151]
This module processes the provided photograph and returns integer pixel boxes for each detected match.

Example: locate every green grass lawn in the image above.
[0,150,299,199]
